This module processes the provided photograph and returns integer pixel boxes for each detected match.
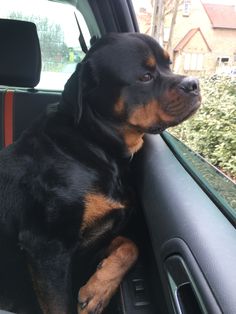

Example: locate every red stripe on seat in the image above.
[4,91,14,147]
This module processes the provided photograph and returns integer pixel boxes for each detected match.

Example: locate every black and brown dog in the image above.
[0,33,200,314]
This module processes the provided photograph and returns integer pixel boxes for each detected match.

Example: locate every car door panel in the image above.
[134,134,236,314]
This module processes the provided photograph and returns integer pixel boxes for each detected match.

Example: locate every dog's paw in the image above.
[77,271,118,314]
[77,237,138,314]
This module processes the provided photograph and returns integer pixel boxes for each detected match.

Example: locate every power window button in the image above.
[132,278,150,307]
[132,279,145,292]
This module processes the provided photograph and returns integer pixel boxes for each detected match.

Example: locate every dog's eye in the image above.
[139,73,153,82]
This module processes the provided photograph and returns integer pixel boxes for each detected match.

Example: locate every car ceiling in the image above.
[48,0,78,6]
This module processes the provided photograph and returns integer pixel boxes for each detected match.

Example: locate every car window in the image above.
[1,0,92,90]
[134,0,236,222]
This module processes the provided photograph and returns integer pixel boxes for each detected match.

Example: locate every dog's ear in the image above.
[60,60,98,125]
[75,60,99,124]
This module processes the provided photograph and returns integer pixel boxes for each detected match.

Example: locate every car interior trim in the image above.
[162,131,236,226]
[135,134,236,314]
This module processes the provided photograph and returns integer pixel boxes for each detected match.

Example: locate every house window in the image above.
[184,53,203,71]
[164,27,170,42]
[217,56,230,66]
[182,0,191,17]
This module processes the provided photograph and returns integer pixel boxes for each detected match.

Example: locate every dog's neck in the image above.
[79,106,144,159]
[57,101,144,160]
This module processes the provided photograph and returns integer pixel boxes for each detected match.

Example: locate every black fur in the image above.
[0,33,200,313]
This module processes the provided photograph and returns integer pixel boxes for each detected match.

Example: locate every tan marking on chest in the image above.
[82,193,125,229]
[122,127,144,155]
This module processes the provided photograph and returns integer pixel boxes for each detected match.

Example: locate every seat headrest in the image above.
[0,19,41,88]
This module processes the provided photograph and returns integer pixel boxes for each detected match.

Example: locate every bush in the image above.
[170,76,236,178]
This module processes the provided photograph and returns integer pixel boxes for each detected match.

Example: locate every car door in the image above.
[133,133,236,314]
[89,1,236,314]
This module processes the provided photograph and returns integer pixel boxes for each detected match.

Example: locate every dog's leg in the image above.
[20,232,75,314]
[78,236,138,314]
[28,252,72,314]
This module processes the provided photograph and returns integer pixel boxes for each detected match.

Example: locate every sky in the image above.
[132,0,236,12]
[2,0,235,45]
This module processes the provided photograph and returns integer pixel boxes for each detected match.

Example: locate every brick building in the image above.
[171,0,236,75]
[136,0,236,75]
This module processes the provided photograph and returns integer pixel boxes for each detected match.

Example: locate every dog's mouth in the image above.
[175,97,201,122]
[146,124,167,134]
[145,97,201,134]
[182,99,201,120]
[126,92,201,136]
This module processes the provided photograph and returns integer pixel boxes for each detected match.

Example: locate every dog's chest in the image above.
[79,185,132,247]
[81,193,126,229]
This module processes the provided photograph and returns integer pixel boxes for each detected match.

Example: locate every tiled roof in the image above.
[174,28,211,52]
[202,3,236,29]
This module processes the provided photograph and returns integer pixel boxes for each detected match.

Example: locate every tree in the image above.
[166,0,181,55]
[150,0,183,57]
[9,12,68,70]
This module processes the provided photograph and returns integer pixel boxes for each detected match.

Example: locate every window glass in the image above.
[163,132,236,223]
[134,0,236,186]
[1,0,91,90]
[182,0,191,16]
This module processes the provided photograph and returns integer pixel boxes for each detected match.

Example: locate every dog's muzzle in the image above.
[178,76,200,96]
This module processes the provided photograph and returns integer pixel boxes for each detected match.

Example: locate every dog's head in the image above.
[61,33,201,154]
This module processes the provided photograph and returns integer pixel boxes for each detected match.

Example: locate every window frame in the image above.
[182,0,191,17]
[184,52,204,71]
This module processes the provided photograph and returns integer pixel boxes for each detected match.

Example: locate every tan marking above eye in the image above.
[81,193,125,229]
[146,55,156,68]
[114,98,125,115]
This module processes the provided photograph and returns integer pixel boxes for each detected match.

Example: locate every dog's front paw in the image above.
[77,237,138,313]
[77,271,118,314]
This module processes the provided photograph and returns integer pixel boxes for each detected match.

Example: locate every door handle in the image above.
[165,255,206,314]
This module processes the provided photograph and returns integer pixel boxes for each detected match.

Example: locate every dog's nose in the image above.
[178,77,200,95]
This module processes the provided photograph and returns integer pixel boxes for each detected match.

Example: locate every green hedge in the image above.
[170,76,236,179]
